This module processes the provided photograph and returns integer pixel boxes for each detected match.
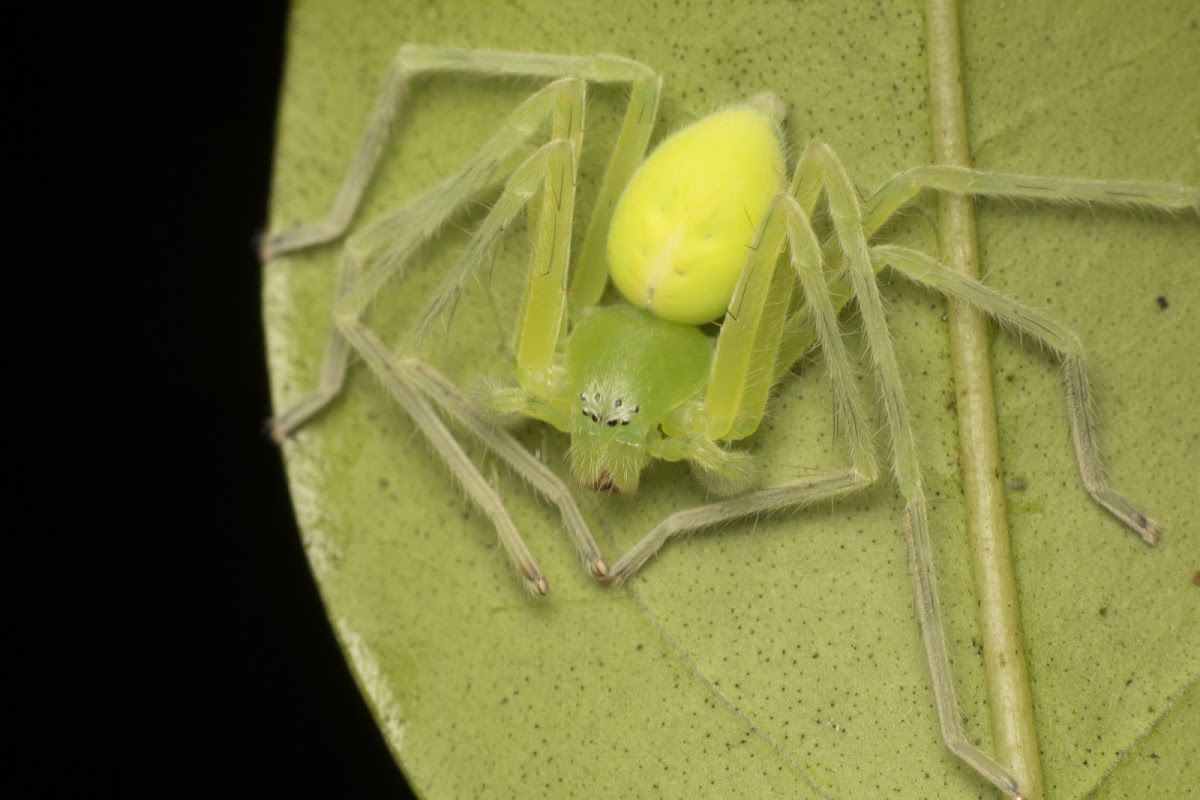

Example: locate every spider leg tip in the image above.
[517,562,550,595]
[265,418,287,445]
[597,563,631,587]
[1131,511,1164,546]
[257,232,278,263]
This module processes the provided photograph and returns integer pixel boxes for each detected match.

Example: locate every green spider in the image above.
[262,47,1198,800]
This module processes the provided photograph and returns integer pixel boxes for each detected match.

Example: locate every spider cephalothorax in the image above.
[563,304,711,494]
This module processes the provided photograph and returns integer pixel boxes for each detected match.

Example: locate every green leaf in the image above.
[263,1,1200,797]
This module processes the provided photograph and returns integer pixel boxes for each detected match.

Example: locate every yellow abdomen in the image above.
[607,106,785,325]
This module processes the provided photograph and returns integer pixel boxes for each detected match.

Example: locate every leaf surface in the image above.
[264,1,1200,796]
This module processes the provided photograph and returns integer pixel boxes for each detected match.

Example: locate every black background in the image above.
[9,4,416,796]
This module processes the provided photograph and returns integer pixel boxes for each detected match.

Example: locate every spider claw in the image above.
[590,557,610,581]
[1138,519,1163,546]
[257,231,278,263]
[263,416,287,444]
[525,573,550,596]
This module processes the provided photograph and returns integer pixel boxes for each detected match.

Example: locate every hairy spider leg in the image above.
[339,127,587,595]
[262,45,661,261]
[608,136,928,584]
[608,139,1197,796]
[269,78,578,440]
[818,143,1031,798]
[765,164,1200,402]
[626,158,1199,565]
[609,189,880,580]
[264,48,666,592]
[859,165,1198,545]
[266,48,661,437]
[605,141,1032,797]
[298,83,593,593]
[873,243,1179,543]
